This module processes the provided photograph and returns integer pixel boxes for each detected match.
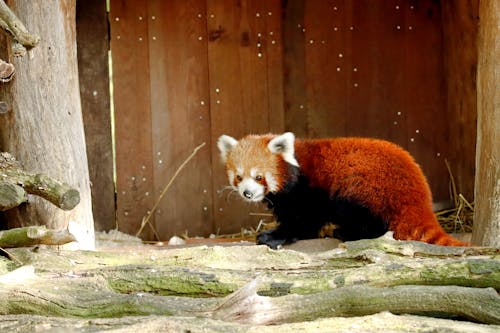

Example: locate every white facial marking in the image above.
[250,168,258,178]
[227,170,235,186]
[238,178,265,202]
[265,172,279,192]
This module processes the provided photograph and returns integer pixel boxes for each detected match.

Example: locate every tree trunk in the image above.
[472,0,500,247]
[0,0,94,249]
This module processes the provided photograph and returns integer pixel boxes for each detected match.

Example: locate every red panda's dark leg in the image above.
[257,221,321,249]
[256,228,293,249]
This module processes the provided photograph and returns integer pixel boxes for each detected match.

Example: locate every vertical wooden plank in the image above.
[264,1,285,132]
[110,0,155,239]
[441,0,478,201]
[353,0,409,145]
[208,0,283,234]
[304,0,348,138]
[377,0,408,145]
[76,0,115,231]
[349,1,390,139]
[402,0,448,202]
[283,0,307,137]
[147,0,214,239]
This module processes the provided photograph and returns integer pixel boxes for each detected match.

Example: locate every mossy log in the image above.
[0,234,499,331]
[0,181,26,210]
[0,226,76,248]
[0,152,80,211]
[0,273,498,325]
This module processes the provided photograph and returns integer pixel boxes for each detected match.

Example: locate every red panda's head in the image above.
[217,132,299,202]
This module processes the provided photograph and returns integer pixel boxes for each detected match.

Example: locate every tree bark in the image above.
[0,0,39,49]
[472,0,500,246]
[1,235,499,330]
[1,152,80,211]
[0,181,25,210]
[1,312,499,333]
[0,0,94,249]
[0,226,76,247]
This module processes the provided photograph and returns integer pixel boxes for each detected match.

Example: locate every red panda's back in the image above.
[294,138,433,226]
[294,137,466,246]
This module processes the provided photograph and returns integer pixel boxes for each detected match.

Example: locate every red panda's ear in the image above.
[217,135,238,163]
[268,132,299,167]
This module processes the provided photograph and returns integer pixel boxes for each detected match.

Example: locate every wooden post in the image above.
[472,0,500,246]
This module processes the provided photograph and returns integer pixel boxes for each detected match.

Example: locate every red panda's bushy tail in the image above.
[391,208,469,246]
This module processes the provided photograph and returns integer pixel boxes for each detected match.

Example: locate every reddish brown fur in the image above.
[293,137,465,246]
[227,135,466,246]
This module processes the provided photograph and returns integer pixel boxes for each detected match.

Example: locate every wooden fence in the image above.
[77,0,477,240]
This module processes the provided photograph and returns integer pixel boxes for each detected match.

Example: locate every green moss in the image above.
[106,267,235,297]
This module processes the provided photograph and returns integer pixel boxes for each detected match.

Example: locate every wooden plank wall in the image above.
[207,0,285,233]
[110,0,155,239]
[284,0,451,203]
[441,0,478,202]
[76,0,115,231]
[108,0,477,240]
[109,0,284,238]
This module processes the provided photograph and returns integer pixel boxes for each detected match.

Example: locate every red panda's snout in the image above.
[231,171,266,202]
[228,169,277,202]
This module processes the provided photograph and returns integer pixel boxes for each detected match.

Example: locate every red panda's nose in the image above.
[243,190,253,199]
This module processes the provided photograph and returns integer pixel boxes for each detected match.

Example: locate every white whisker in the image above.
[219,186,239,202]
[263,196,274,206]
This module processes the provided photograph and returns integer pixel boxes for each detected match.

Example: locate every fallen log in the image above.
[1,312,499,333]
[0,181,26,210]
[0,226,76,248]
[211,279,500,325]
[0,234,498,330]
[0,152,80,211]
[0,271,498,325]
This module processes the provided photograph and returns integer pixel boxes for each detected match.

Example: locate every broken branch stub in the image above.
[0,152,80,210]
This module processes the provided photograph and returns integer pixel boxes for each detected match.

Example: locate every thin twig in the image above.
[444,159,458,207]
[0,246,22,264]
[248,212,274,217]
[136,142,206,237]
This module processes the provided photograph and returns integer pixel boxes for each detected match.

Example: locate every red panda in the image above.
[217,132,467,249]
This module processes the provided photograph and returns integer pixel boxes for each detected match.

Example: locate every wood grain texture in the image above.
[441,0,478,201]
[110,0,155,239]
[147,0,213,239]
[472,0,500,246]
[76,0,115,231]
[283,0,452,202]
[208,0,284,234]
[0,0,94,249]
[108,0,478,239]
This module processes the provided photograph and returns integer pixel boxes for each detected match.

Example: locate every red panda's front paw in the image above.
[257,229,296,249]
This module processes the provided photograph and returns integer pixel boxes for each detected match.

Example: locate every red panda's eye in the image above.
[255,175,263,181]
[236,175,243,182]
